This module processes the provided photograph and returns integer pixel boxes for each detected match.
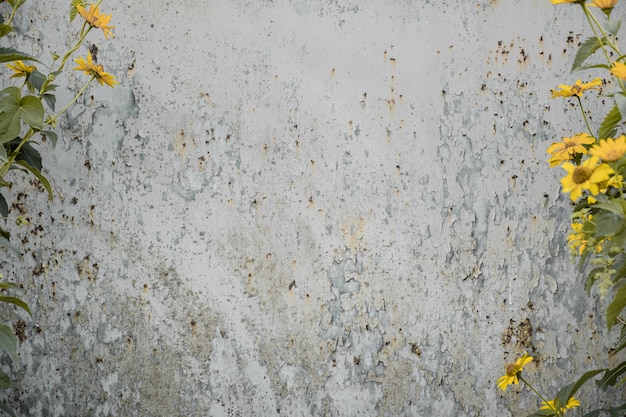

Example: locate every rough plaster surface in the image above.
[0,0,620,416]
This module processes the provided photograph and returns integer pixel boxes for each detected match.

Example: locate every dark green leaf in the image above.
[0,370,10,390]
[594,211,625,239]
[0,193,7,219]
[0,236,20,257]
[597,360,626,389]
[609,403,626,417]
[14,160,52,200]
[27,70,46,92]
[6,139,42,171]
[0,296,30,316]
[0,25,13,38]
[42,93,55,111]
[607,284,626,331]
[0,324,18,364]
[557,369,605,406]
[572,36,604,72]
[611,325,626,356]
[0,400,16,417]
[0,228,9,241]
[598,105,621,140]
[0,47,38,64]
[578,63,611,72]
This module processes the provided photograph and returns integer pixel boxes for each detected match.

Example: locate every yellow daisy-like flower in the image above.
[540,397,581,413]
[6,60,37,79]
[497,353,533,391]
[76,3,115,39]
[551,78,602,98]
[561,156,614,201]
[546,133,595,167]
[73,52,118,87]
[611,62,626,81]
[589,0,618,9]
[590,136,626,162]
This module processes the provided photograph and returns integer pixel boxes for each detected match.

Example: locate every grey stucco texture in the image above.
[0,1,617,416]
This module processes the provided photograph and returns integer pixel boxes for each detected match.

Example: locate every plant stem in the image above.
[576,96,595,136]
[582,4,626,93]
[0,128,34,178]
[519,376,550,405]
[47,75,96,126]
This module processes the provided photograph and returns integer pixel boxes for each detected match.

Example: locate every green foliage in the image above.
[572,36,604,72]
[502,3,626,416]
[0,0,119,415]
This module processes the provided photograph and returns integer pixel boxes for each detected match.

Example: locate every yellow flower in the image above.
[497,353,533,391]
[590,136,626,162]
[76,3,115,39]
[551,78,602,98]
[73,52,118,87]
[6,60,36,79]
[546,133,595,167]
[611,62,626,81]
[589,0,618,9]
[561,156,614,201]
[541,397,581,413]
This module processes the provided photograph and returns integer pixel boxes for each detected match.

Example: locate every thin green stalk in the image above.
[0,127,35,178]
[576,96,594,136]
[582,4,626,92]
[519,376,550,406]
[47,75,96,126]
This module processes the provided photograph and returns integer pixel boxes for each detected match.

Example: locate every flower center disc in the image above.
[573,166,592,184]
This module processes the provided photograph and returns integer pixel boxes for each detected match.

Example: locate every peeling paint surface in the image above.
[0,1,618,416]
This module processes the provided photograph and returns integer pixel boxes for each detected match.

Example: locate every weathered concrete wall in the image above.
[0,0,616,416]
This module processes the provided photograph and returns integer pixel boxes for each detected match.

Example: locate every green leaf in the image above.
[605,18,622,36]
[18,96,43,129]
[40,130,57,147]
[14,160,52,200]
[597,360,626,389]
[0,401,16,417]
[0,283,20,291]
[0,88,44,143]
[0,296,30,317]
[0,324,18,364]
[556,369,605,406]
[0,193,7,219]
[572,36,604,72]
[27,70,46,92]
[598,105,621,140]
[6,139,42,171]
[609,403,626,417]
[0,370,10,390]
[42,94,55,112]
[0,25,13,39]
[611,325,626,356]
[607,284,626,331]
[0,47,38,64]
[594,202,626,238]
[0,236,20,257]
[615,93,626,121]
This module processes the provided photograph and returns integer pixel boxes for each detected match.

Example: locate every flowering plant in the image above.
[0,1,117,415]
[499,1,626,416]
